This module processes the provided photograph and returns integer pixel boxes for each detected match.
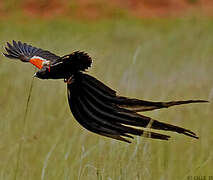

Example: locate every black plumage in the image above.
[67,73,204,142]
[3,40,208,143]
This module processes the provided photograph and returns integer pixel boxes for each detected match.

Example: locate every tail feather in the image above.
[80,73,208,112]
[78,73,203,140]
[150,120,198,139]
[67,79,172,143]
[118,99,208,112]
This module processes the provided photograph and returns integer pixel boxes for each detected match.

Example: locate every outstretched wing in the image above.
[3,40,60,64]
[67,73,207,143]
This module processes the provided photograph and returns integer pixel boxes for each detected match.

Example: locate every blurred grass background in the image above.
[0,1,213,179]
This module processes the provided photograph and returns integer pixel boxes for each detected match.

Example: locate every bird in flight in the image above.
[3,40,207,143]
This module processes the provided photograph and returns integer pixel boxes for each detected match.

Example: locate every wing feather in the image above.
[6,42,20,55]
[3,40,60,62]
[5,47,19,57]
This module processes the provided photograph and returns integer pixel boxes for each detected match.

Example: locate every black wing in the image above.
[3,40,60,62]
[67,73,206,143]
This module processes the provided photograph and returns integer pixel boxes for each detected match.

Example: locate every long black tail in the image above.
[66,73,207,143]
[81,73,208,112]
[117,99,208,112]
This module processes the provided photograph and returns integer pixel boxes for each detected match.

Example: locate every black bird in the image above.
[3,40,208,143]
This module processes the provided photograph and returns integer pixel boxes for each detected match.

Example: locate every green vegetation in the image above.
[0,17,212,179]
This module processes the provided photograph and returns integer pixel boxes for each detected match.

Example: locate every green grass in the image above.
[0,17,213,180]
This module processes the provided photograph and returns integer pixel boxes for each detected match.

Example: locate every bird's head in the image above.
[33,51,92,80]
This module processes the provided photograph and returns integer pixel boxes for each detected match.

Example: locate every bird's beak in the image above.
[33,72,38,77]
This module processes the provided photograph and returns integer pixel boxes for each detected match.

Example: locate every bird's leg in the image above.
[64,76,74,84]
